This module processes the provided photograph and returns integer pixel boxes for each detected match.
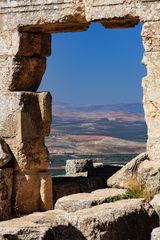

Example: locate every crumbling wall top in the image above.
[1,0,160,32]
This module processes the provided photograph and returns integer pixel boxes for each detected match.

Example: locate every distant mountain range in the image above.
[46,102,146,156]
[54,102,144,115]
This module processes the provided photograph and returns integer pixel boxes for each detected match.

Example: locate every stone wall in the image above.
[1,0,160,218]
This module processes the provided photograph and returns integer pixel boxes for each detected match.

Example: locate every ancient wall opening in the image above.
[38,22,147,176]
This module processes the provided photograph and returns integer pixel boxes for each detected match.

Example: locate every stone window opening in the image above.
[0,10,159,219]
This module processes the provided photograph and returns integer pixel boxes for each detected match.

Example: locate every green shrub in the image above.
[105,189,144,203]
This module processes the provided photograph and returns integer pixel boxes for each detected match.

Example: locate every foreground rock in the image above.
[0,199,158,240]
[107,152,148,188]
[0,210,65,240]
[150,194,160,218]
[151,228,160,240]
[0,138,13,221]
[55,188,127,212]
[0,138,12,167]
[107,152,160,194]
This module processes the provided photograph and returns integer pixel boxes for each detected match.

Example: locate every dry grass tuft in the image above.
[127,175,153,201]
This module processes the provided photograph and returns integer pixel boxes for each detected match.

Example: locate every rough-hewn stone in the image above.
[151,228,160,240]
[0,92,51,139]
[40,172,53,211]
[0,56,46,91]
[150,194,160,219]
[107,153,160,194]
[65,159,94,176]
[107,153,148,188]
[1,0,160,219]
[0,31,51,57]
[0,138,12,168]
[14,172,53,215]
[0,168,13,221]
[0,199,158,240]
[55,188,127,212]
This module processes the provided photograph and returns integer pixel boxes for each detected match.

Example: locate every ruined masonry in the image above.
[0,0,160,219]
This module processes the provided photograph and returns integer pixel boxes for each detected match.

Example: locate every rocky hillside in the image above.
[46,103,147,155]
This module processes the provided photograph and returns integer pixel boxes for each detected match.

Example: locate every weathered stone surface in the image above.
[0,237,7,240]
[151,228,160,240]
[40,172,53,211]
[0,31,51,57]
[142,51,160,161]
[150,194,160,219]
[107,152,148,188]
[65,159,94,176]
[0,168,13,221]
[55,188,127,212]
[14,173,41,214]
[2,0,160,33]
[142,22,160,52]
[11,138,49,171]
[1,0,160,221]
[0,0,87,32]
[0,91,51,145]
[0,210,66,240]
[0,138,12,168]
[108,153,160,194]
[136,160,160,194]
[13,172,53,215]
[0,199,158,240]
[55,199,158,240]
[0,56,46,91]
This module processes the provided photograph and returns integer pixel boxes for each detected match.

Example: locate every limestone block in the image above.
[107,153,148,188]
[0,56,46,91]
[0,31,51,57]
[53,199,158,240]
[142,52,160,161]
[0,138,12,168]
[140,1,160,22]
[55,188,127,212]
[14,172,53,215]
[0,210,66,240]
[40,172,53,211]
[142,22,160,52]
[38,92,52,137]
[108,153,160,194]
[0,199,158,240]
[14,173,41,214]
[0,0,87,32]
[136,160,160,194]
[17,32,51,57]
[0,92,51,139]
[151,228,160,240]
[9,138,49,171]
[150,194,160,219]
[0,237,7,240]
[84,0,138,23]
[142,52,160,92]
[17,92,52,139]
[65,159,94,176]
[0,168,13,221]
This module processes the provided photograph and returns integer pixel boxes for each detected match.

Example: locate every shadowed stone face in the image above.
[0,0,160,218]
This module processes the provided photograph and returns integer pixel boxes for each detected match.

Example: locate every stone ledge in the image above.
[55,188,127,212]
[0,199,158,240]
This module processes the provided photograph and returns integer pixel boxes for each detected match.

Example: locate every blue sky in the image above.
[39,22,146,105]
